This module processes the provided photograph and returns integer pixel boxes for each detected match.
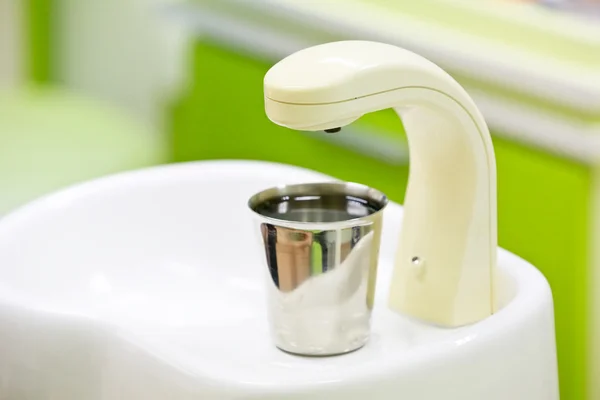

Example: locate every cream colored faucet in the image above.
[263,40,497,327]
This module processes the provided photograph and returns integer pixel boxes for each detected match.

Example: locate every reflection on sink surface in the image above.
[0,161,558,399]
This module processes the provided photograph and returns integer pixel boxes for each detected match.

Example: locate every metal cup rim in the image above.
[247,181,388,227]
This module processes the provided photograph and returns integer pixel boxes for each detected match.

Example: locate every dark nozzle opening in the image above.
[324,127,342,134]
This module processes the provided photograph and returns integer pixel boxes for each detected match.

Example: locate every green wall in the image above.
[24,0,54,83]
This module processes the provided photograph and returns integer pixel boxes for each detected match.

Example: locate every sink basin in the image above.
[0,160,558,399]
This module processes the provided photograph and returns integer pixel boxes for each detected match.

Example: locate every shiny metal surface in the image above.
[249,182,388,356]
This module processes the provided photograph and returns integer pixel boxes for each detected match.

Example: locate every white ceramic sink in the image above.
[0,161,558,399]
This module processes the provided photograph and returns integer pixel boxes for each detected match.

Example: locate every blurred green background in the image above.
[1,0,599,399]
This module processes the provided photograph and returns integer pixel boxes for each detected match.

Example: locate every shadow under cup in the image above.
[248,182,388,356]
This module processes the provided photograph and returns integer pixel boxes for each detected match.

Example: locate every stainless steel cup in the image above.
[248,182,388,356]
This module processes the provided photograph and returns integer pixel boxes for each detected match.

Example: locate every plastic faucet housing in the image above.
[264,40,497,327]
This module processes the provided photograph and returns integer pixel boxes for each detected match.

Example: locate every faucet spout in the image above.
[264,41,497,327]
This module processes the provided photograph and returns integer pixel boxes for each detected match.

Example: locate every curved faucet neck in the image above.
[388,88,497,327]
